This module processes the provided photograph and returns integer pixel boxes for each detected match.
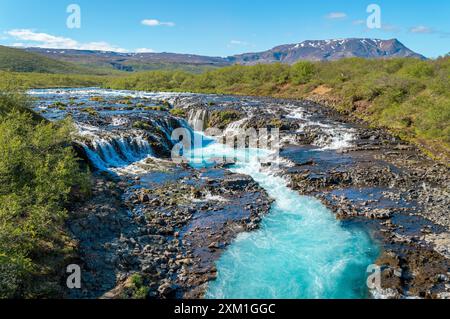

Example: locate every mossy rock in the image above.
[133,121,152,130]
[81,107,99,117]
[50,101,67,108]
[170,108,186,117]
[208,110,243,129]
[89,96,105,102]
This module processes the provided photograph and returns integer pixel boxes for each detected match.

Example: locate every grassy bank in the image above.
[0,71,107,90]
[103,57,450,162]
[0,89,90,298]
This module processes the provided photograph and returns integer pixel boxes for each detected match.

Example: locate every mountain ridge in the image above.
[10,38,426,73]
[230,38,426,64]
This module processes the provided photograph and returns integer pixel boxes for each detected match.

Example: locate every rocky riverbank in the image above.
[67,158,272,299]
[173,94,450,299]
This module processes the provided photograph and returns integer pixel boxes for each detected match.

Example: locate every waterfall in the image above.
[223,118,248,136]
[188,109,209,131]
[76,124,154,171]
[80,134,153,171]
[76,116,192,172]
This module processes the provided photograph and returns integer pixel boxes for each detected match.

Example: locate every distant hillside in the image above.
[23,38,426,72]
[11,38,426,74]
[24,48,228,73]
[0,45,107,74]
[230,39,426,65]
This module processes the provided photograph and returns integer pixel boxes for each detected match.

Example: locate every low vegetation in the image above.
[170,108,186,117]
[0,71,106,89]
[208,110,242,129]
[0,89,90,298]
[132,120,152,130]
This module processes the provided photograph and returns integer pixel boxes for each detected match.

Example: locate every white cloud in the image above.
[410,25,434,34]
[141,19,175,27]
[326,12,347,19]
[352,19,366,25]
[227,40,255,49]
[6,29,128,52]
[135,48,155,53]
[409,26,450,38]
[382,24,401,33]
[230,40,249,45]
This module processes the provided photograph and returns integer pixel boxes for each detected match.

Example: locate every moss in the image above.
[50,101,67,108]
[269,118,283,128]
[81,107,99,117]
[116,99,133,105]
[89,96,105,102]
[208,110,242,129]
[170,108,186,117]
[143,105,167,111]
[133,121,152,130]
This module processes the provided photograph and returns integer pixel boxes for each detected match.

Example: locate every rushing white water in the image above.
[283,105,356,151]
[28,87,191,101]
[223,118,248,136]
[77,124,154,173]
[186,129,377,299]
[82,135,153,171]
[313,125,356,150]
[188,108,209,131]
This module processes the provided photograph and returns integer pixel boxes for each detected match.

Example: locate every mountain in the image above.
[230,39,426,65]
[0,45,104,74]
[23,48,229,73]
[15,38,425,73]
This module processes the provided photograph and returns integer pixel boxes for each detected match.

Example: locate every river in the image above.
[29,88,378,299]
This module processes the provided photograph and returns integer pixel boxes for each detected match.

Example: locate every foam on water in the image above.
[28,87,192,101]
[283,105,356,151]
[76,124,154,174]
[186,134,378,299]
[223,118,248,136]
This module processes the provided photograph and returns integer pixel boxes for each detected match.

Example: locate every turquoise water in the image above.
[187,137,379,299]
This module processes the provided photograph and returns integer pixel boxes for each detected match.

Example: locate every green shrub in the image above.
[290,61,315,85]
[400,60,435,78]
[129,274,149,299]
[0,92,90,297]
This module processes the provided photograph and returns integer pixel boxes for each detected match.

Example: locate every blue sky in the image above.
[0,0,448,57]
